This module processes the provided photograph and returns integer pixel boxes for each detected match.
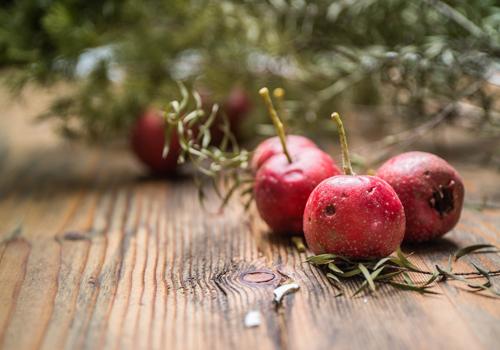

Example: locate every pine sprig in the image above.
[307,244,500,297]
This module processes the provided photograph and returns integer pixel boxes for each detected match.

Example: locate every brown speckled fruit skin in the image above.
[131,110,180,175]
[251,135,318,172]
[376,151,464,242]
[254,148,341,234]
[303,175,405,259]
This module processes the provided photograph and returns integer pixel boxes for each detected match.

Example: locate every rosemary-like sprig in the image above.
[162,82,252,210]
[307,245,500,297]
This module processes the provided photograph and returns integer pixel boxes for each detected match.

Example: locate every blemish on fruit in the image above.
[429,183,455,217]
[324,204,336,216]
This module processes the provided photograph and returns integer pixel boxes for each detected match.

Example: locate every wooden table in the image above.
[0,89,499,350]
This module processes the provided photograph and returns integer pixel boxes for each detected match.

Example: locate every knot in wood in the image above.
[241,270,277,285]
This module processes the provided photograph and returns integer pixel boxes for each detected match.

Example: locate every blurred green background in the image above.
[0,0,499,145]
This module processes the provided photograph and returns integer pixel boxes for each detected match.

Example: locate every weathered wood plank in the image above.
[0,88,499,350]
[0,159,498,348]
[0,239,30,344]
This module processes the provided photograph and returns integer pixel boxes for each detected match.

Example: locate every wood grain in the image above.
[0,88,499,350]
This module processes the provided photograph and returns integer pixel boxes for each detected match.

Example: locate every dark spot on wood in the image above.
[241,270,277,285]
[63,231,89,241]
[324,204,335,216]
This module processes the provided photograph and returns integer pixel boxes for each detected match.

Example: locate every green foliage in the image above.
[307,245,500,297]
[0,0,499,140]
[158,83,253,209]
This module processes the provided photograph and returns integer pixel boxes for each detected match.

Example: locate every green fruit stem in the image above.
[331,112,354,176]
[259,87,292,164]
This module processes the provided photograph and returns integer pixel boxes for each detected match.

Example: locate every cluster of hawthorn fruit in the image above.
[252,88,464,260]
[131,86,465,260]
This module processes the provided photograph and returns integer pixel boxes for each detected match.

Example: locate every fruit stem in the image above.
[273,88,285,99]
[331,112,355,176]
[259,87,292,163]
[273,87,286,122]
